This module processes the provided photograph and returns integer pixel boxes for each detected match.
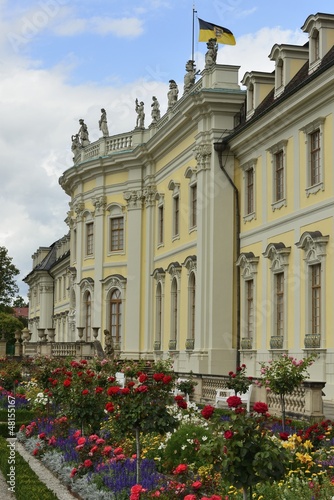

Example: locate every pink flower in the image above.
[77,437,86,445]
[192,480,202,489]
[184,495,197,500]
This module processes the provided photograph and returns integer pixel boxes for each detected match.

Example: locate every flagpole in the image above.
[192,4,197,62]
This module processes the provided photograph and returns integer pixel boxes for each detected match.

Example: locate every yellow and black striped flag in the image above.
[198,18,236,45]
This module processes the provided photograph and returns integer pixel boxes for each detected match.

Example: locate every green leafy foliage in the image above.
[0,247,19,306]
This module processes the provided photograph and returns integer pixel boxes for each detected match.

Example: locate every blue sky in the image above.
[0,0,333,298]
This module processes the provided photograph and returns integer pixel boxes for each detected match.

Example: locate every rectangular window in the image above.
[86,222,94,256]
[275,272,284,336]
[311,264,321,334]
[173,195,180,237]
[275,151,284,201]
[310,130,320,186]
[158,205,164,245]
[246,169,254,214]
[190,184,197,228]
[110,217,124,251]
[246,280,254,338]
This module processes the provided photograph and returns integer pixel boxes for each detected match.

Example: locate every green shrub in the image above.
[160,422,213,472]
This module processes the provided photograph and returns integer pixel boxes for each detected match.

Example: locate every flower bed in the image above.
[2,356,334,499]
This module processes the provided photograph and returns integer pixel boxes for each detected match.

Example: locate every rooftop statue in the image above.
[99,108,109,137]
[205,38,218,69]
[184,60,200,94]
[135,98,145,129]
[71,134,80,155]
[78,119,90,146]
[167,79,179,109]
[151,96,161,124]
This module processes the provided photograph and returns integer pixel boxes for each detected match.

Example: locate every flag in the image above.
[198,18,236,45]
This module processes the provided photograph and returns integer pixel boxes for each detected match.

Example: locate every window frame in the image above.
[110,288,122,346]
[86,221,94,257]
[110,216,124,252]
[268,140,287,211]
[300,117,325,197]
[241,159,257,222]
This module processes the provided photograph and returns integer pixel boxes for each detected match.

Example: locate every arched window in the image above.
[110,289,122,345]
[171,278,178,343]
[188,272,196,341]
[155,282,162,347]
[84,292,91,341]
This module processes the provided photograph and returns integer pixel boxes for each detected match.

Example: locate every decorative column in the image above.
[14,330,22,357]
[91,195,107,334]
[123,186,143,357]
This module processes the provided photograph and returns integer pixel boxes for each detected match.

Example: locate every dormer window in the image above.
[302,13,334,74]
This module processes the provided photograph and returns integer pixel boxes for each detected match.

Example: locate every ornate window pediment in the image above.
[296,231,329,264]
[263,242,291,271]
[236,252,259,279]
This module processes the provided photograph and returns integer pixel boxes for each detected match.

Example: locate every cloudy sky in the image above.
[0,0,333,299]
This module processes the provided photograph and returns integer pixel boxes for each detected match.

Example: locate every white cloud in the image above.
[54,16,144,37]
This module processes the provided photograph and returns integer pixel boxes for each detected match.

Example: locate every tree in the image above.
[0,247,19,306]
[13,296,28,308]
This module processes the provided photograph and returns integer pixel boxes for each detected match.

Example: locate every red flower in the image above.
[227,395,242,408]
[253,402,268,414]
[224,430,234,439]
[114,447,123,455]
[83,459,93,468]
[136,385,148,393]
[127,381,136,387]
[63,379,71,388]
[279,432,289,441]
[121,387,130,394]
[153,372,165,382]
[105,402,114,412]
[184,495,197,500]
[162,375,172,384]
[38,432,46,439]
[107,386,121,396]
[173,463,188,475]
[77,437,86,445]
[177,399,187,409]
[192,480,202,489]
[138,373,148,383]
[201,405,215,419]
[70,468,78,477]
[95,386,103,394]
[82,389,89,395]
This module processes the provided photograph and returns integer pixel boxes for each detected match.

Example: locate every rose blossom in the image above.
[224,430,234,439]
[173,463,188,474]
[253,402,268,414]
[227,395,242,408]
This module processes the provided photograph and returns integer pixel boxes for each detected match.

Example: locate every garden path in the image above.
[0,441,77,500]
[0,469,15,499]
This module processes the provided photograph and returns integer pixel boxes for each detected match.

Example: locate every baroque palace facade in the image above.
[24,12,334,403]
